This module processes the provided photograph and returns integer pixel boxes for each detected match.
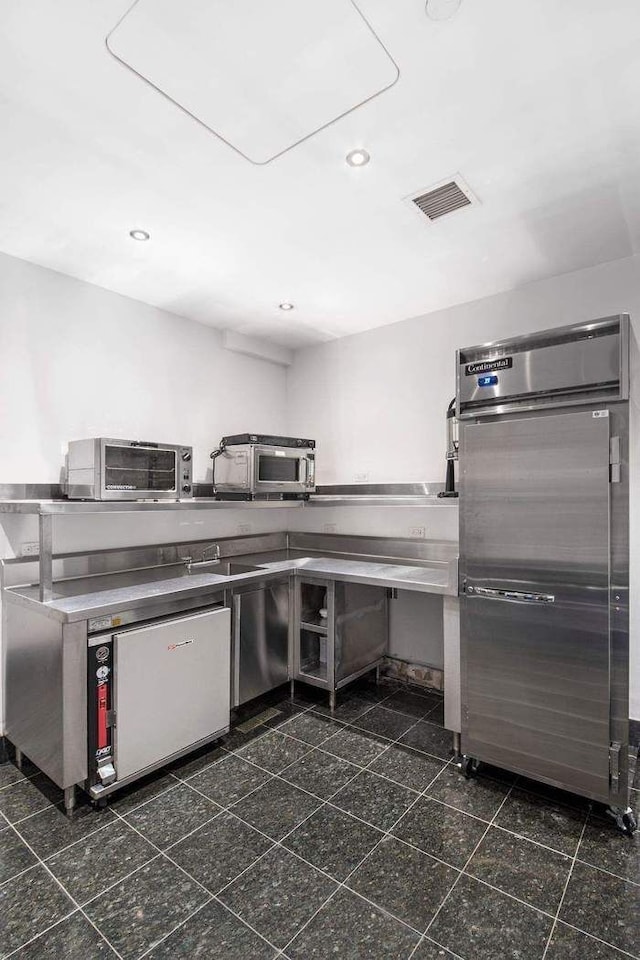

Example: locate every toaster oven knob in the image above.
[181,452,192,461]
[182,484,191,494]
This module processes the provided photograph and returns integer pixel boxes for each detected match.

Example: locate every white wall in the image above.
[287,254,640,719]
[0,251,291,732]
[0,251,288,484]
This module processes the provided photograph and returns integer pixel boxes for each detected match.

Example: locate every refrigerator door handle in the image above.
[466,585,555,604]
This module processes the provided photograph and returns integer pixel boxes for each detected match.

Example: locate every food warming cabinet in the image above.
[457,315,635,833]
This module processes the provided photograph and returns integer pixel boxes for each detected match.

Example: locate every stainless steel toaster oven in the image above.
[212,433,315,499]
[66,438,193,500]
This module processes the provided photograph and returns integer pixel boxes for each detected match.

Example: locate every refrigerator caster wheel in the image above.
[461,756,479,779]
[621,812,637,836]
[607,806,637,836]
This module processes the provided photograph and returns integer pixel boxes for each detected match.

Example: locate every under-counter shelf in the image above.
[298,626,328,686]
[293,576,387,708]
[300,613,328,632]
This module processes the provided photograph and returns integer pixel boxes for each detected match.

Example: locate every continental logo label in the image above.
[465,357,513,376]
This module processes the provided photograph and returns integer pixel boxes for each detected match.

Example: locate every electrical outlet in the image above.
[353,472,369,483]
[409,526,426,538]
[238,523,252,535]
[21,542,40,556]
[323,523,337,534]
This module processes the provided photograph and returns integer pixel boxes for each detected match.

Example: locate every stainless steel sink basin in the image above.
[214,561,264,577]
[182,558,264,577]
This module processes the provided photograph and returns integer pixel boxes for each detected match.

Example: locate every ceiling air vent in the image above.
[408,177,475,221]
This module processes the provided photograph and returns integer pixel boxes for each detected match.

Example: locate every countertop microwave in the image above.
[66,438,193,500]
[212,433,315,499]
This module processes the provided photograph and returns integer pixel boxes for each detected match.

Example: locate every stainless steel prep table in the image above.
[2,532,459,809]
[4,554,457,623]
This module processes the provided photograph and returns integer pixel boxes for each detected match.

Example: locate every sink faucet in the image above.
[181,542,221,574]
[202,543,221,563]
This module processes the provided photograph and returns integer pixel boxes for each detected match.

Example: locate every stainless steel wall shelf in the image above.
[0,483,457,602]
[0,498,302,515]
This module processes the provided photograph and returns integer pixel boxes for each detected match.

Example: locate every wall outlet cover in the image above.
[353,472,369,482]
[409,526,426,538]
[238,523,252,535]
[323,523,338,534]
[21,542,40,556]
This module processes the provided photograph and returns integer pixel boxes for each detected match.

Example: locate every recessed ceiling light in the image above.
[346,149,370,167]
[279,302,294,311]
[425,0,462,20]
[129,229,150,241]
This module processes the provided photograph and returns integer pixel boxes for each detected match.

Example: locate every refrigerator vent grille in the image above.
[410,179,472,220]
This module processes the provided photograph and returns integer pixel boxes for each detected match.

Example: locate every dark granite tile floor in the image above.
[1,684,638,960]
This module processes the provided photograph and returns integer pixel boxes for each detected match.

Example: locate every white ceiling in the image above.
[1,0,640,349]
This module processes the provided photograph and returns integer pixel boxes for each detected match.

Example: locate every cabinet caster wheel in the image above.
[606,806,637,836]
[92,798,108,810]
[461,756,479,779]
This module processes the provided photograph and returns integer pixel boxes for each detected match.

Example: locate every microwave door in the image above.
[101,442,178,499]
[253,447,304,490]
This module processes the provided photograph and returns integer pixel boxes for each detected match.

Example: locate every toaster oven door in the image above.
[253,446,312,493]
[101,441,179,499]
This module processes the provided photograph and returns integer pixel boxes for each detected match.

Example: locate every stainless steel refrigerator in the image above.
[457,315,635,833]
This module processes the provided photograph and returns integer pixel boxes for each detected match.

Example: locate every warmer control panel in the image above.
[87,639,116,787]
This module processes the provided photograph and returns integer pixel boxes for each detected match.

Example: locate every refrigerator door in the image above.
[460,410,612,801]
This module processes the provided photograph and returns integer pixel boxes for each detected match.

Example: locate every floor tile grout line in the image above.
[553,919,640,960]
[4,810,157,893]
[2,814,127,960]
[72,852,167,912]
[212,893,297,957]
[412,780,518,956]
[2,908,84,960]
[160,805,229,854]
[178,734,456,812]
[327,702,444,733]
[6,691,613,959]
[451,872,566,923]
[1,799,58,828]
[110,783,367,960]
[108,804,223,905]
[208,758,371,900]
[8,809,127,873]
[189,708,442,920]
[10,768,622,960]
[132,895,214,960]
[540,816,591,960]
[274,736,460,956]
[487,818,585,860]
[572,854,640,888]
[413,934,467,960]
[0,858,45,891]
[6,691,621,960]
[0,773,39,794]
[6,719,584,928]
[96,804,285,958]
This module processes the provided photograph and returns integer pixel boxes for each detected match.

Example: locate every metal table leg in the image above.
[38,513,53,602]
[64,785,76,814]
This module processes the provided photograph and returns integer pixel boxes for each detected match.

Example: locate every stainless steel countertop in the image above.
[4,553,458,623]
